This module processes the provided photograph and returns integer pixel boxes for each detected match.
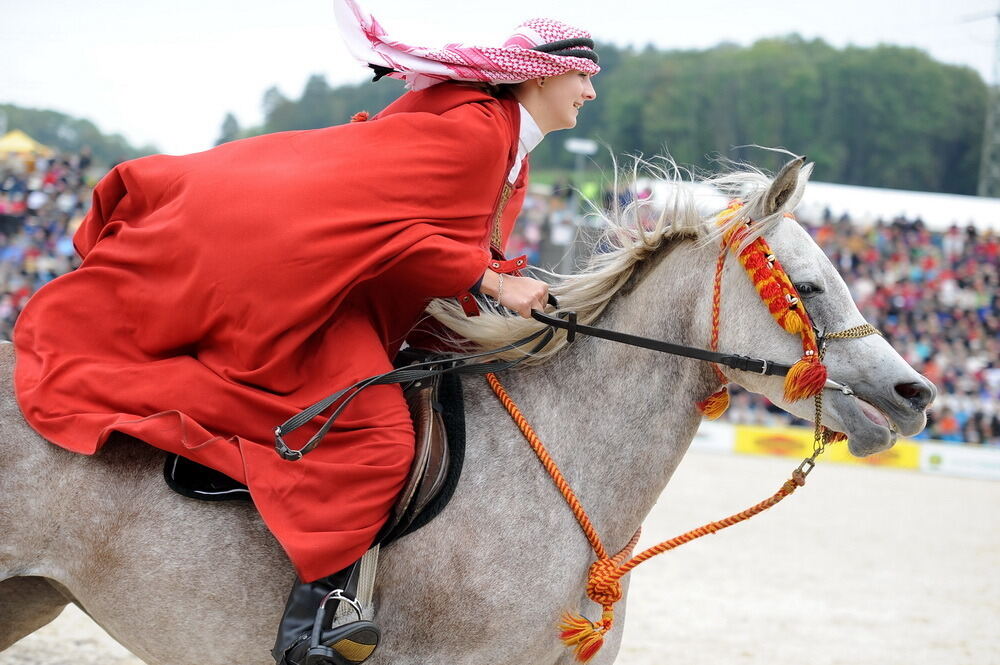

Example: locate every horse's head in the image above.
[715,158,936,456]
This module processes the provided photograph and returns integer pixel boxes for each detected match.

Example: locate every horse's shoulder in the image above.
[0,342,18,418]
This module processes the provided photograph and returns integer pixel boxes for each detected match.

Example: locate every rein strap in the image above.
[530,311,793,377]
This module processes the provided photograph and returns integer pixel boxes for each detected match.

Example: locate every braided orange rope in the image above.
[697,243,731,419]
[698,202,829,420]
[486,372,808,662]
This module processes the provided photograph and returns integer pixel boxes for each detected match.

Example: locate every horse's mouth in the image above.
[824,391,898,457]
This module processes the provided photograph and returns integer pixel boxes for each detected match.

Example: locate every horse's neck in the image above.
[503,240,717,550]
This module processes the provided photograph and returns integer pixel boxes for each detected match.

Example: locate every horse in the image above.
[0,157,934,665]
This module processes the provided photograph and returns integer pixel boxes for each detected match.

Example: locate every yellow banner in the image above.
[734,425,920,470]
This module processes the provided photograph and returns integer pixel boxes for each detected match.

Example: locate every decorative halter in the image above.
[699,201,828,419]
[484,199,881,662]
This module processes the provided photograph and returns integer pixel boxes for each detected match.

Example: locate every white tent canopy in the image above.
[797,181,1000,233]
[646,179,1000,233]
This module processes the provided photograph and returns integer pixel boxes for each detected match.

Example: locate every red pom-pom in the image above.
[784,357,827,401]
[759,281,782,300]
[697,386,730,420]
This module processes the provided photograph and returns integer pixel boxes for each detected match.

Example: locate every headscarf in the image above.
[334,0,600,91]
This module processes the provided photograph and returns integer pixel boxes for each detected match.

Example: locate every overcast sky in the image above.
[3,0,998,155]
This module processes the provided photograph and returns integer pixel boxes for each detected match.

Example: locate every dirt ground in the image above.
[3,450,998,665]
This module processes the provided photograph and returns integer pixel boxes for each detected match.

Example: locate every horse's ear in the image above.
[760,156,809,217]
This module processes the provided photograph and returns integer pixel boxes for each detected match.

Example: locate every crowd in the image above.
[0,149,92,340]
[1,147,997,445]
[511,189,1000,446]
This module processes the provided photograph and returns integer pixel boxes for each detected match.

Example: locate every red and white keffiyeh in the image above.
[334,0,600,91]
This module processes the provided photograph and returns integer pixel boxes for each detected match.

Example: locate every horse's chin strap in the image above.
[815,322,883,396]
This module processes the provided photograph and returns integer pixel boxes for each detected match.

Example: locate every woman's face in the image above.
[531,71,597,133]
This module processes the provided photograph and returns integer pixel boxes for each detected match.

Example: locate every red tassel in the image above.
[558,613,607,663]
[784,357,827,401]
[574,633,605,662]
[350,110,369,122]
[823,427,848,443]
[559,613,596,644]
[697,386,730,420]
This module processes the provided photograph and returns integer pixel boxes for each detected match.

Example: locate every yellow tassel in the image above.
[558,613,607,663]
[697,386,730,420]
[559,613,597,645]
[573,632,605,662]
[780,309,806,335]
[784,357,827,401]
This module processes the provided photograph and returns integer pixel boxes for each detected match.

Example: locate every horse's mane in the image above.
[424,158,804,364]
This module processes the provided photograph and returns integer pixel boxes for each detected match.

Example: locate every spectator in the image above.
[2,154,997,445]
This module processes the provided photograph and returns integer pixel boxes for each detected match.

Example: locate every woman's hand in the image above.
[480,270,549,319]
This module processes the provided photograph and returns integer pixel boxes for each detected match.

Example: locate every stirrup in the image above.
[303,589,380,665]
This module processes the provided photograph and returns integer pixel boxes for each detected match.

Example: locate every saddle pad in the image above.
[163,369,466,545]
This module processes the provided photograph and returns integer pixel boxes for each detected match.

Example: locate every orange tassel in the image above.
[559,613,597,645]
[697,386,730,420]
[823,428,848,443]
[784,357,827,401]
[573,633,605,662]
[559,614,606,663]
[780,309,806,335]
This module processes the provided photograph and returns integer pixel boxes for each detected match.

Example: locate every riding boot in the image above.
[271,562,380,665]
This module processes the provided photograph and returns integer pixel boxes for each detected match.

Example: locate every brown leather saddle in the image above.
[164,353,464,546]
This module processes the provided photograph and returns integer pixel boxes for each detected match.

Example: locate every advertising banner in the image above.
[734,425,920,470]
[919,442,1000,481]
[689,422,1000,481]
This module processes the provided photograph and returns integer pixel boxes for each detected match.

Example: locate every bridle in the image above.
[274,204,880,460]
[527,309,873,397]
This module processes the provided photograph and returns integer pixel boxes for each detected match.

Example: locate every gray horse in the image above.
[0,158,934,665]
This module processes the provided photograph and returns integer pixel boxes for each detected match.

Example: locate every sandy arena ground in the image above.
[2,450,998,665]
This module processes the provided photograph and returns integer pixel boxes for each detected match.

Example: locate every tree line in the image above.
[4,36,985,195]
[221,36,987,195]
[0,104,155,166]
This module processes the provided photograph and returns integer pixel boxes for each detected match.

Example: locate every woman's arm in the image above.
[478,269,549,319]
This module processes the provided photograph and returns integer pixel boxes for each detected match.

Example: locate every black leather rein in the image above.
[528,310,795,377]
[274,296,793,461]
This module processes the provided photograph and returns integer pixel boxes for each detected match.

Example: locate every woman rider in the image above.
[12,1,598,663]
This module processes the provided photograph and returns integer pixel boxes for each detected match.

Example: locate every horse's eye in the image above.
[794,282,823,297]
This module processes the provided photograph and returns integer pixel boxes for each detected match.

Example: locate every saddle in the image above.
[163,350,466,546]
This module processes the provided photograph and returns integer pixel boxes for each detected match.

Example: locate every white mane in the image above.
[424,159,804,364]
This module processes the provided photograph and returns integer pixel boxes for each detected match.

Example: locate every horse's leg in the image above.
[0,576,70,650]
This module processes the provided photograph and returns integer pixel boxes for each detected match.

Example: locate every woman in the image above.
[12,1,597,663]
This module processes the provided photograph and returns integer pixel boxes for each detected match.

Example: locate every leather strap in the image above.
[274,323,556,461]
[530,310,793,377]
[275,296,796,462]
[488,254,528,275]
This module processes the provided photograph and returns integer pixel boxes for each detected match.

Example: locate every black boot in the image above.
[272,563,380,665]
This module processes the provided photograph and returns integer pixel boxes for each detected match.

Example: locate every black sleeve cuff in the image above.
[468,275,484,295]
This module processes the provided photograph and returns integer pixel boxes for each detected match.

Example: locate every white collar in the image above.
[508,104,544,184]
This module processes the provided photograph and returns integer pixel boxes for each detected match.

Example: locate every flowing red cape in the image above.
[13,82,527,580]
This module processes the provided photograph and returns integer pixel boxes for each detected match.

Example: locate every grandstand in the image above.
[1,145,996,445]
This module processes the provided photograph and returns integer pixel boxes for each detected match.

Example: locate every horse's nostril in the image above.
[895,382,933,410]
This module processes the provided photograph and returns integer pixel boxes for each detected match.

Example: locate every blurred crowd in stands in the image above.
[0,149,91,341]
[1,148,997,445]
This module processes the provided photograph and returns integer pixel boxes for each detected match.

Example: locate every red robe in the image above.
[13,83,528,582]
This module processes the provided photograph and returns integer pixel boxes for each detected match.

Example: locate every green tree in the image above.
[215,112,241,146]
[232,37,988,194]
